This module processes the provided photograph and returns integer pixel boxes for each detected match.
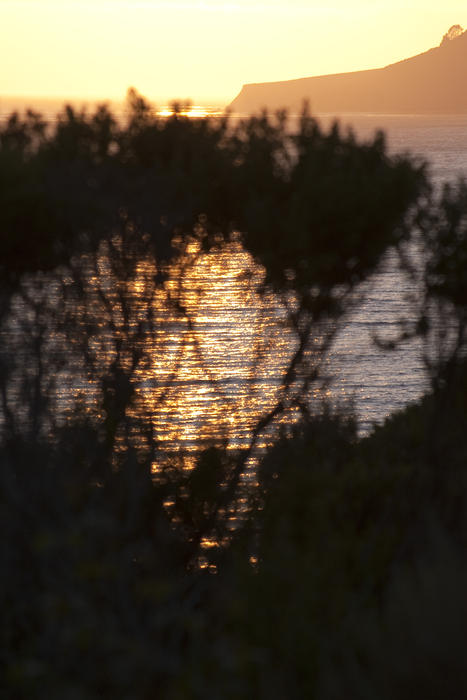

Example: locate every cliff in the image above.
[229,28,467,114]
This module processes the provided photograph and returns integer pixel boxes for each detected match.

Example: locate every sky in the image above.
[1,0,466,106]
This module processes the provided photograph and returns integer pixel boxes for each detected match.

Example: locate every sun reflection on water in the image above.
[137,238,296,452]
[4,229,337,464]
[156,105,223,119]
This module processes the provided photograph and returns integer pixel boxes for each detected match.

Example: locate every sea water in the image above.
[2,99,467,441]
[325,114,467,433]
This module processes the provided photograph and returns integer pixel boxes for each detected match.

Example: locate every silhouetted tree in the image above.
[440,24,464,46]
[6,93,466,699]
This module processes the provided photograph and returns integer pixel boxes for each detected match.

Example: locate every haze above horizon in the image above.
[1,0,466,105]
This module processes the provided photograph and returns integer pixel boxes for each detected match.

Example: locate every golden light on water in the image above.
[5,222,426,473]
[157,105,222,118]
[38,232,301,462]
[48,230,334,463]
[139,238,296,452]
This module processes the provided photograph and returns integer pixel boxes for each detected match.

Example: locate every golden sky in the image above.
[1,0,466,105]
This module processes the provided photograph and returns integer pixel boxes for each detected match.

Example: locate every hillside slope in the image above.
[229,29,467,114]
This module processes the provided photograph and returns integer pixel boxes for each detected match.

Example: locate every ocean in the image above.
[2,97,467,443]
[318,113,467,433]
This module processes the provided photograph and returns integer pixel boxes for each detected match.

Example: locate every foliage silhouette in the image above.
[440,24,464,45]
[1,94,466,698]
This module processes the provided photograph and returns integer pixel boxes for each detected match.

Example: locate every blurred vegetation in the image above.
[1,92,467,697]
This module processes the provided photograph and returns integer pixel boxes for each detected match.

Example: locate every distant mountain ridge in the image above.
[229,27,467,114]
